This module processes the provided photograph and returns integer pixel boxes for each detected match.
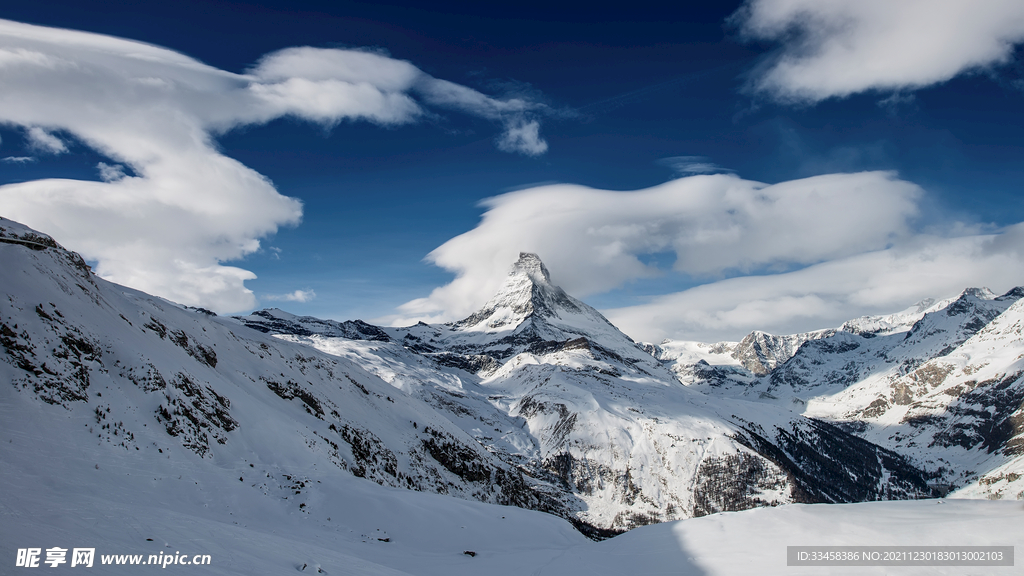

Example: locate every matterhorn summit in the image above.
[452,252,575,331]
[435,252,661,371]
[510,251,551,284]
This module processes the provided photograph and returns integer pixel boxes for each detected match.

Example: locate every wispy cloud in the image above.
[25,126,66,154]
[2,156,35,163]
[496,119,547,156]
[0,19,554,313]
[416,77,552,156]
[734,0,1024,103]
[657,156,733,177]
[264,289,316,303]
[96,162,126,182]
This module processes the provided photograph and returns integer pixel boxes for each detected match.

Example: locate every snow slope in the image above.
[2,407,1016,576]
[1,376,1015,575]
[0,216,568,525]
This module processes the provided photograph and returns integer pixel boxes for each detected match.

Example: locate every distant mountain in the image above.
[653,286,1024,501]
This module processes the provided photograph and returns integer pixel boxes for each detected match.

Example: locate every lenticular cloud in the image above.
[396,171,1024,343]
[394,171,923,325]
[735,0,1024,103]
[0,19,550,312]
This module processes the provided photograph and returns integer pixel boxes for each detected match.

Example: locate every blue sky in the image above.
[2,1,1024,342]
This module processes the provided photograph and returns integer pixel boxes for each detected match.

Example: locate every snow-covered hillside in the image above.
[0,216,568,523]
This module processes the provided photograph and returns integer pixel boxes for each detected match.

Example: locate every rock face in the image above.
[732,329,835,375]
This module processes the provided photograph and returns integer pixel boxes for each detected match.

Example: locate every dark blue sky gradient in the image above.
[2,1,1023,322]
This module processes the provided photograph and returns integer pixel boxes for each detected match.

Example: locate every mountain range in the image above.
[2,215,1022,573]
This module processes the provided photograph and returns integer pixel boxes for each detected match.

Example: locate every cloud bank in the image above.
[392,171,943,335]
[0,19,551,312]
[734,0,1024,103]
[604,230,1024,343]
[395,172,1024,342]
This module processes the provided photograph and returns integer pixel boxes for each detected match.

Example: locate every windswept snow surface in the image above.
[1,384,1018,575]
[2,410,1019,576]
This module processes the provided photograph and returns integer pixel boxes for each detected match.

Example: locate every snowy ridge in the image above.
[657,283,1024,500]
[234,307,392,342]
[647,328,834,388]
[840,297,945,336]
[0,217,572,528]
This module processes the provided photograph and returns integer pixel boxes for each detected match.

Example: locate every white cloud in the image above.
[604,231,1024,343]
[418,77,550,156]
[391,171,922,325]
[245,47,424,126]
[2,156,35,163]
[96,162,125,182]
[495,119,548,156]
[657,156,732,176]
[394,170,1024,342]
[26,126,67,153]
[264,289,316,303]
[734,0,1024,103]
[0,19,552,313]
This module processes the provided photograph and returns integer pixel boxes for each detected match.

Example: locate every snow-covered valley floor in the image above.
[2,387,1019,576]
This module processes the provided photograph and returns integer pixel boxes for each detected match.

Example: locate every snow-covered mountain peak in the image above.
[450,252,588,333]
[732,328,836,375]
[512,252,552,284]
[958,286,997,301]
[374,252,666,373]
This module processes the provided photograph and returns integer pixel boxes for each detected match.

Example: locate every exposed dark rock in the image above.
[692,452,788,517]
[732,418,933,504]
[235,310,392,342]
